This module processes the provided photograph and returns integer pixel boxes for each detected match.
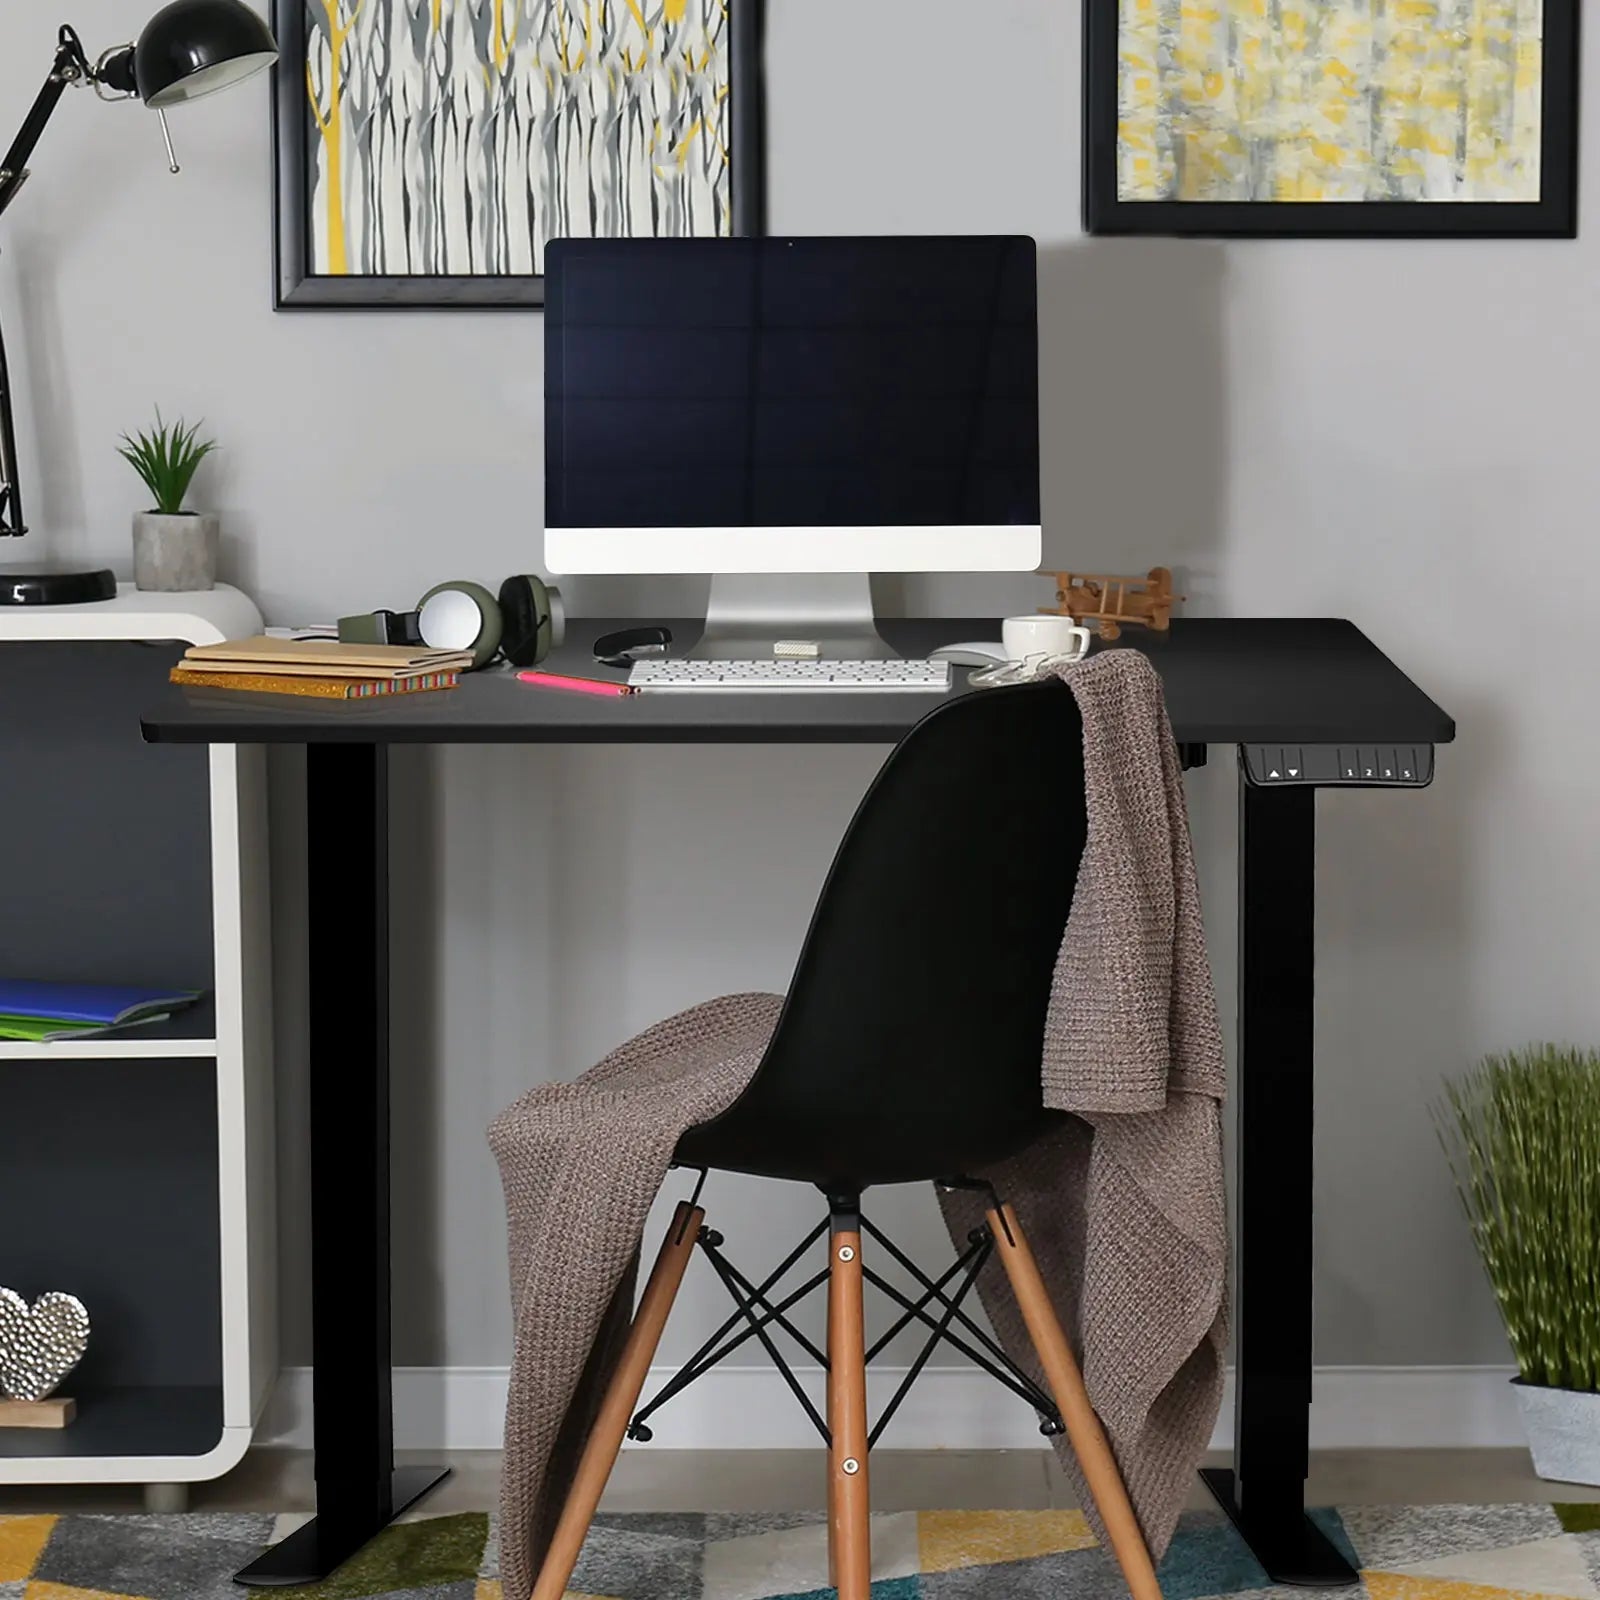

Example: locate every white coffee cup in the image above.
[1002,614,1092,668]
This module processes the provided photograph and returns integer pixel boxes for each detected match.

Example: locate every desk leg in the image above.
[1199,776,1357,1587]
[236,744,449,1586]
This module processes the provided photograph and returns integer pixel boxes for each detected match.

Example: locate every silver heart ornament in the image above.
[0,1288,91,1402]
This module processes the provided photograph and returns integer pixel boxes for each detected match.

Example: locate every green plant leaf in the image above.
[117,411,218,514]
[1436,1045,1600,1393]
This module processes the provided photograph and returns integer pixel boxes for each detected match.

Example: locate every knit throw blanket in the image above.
[488,649,1228,1600]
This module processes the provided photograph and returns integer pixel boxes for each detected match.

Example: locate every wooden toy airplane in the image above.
[1043,567,1181,641]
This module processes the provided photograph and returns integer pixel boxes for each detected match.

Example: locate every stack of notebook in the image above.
[171,637,473,700]
[0,981,202,1042]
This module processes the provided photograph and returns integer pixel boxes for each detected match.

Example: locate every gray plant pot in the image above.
[133,511,218,592]
[1512,1378,1600,1485]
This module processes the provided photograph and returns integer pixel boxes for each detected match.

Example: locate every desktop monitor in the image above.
[544,235,1041,654]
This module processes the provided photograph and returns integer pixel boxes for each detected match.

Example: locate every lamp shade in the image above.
[134,0,278,109]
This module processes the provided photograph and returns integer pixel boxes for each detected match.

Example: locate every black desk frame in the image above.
[141,619,1452,1589]
[1200,781,1345,1583]
[236,743,450,1586]
[250,752,1350,1588]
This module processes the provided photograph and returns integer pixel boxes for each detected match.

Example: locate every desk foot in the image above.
[233,1466,452,1587]
[1200,1468,1358,1588]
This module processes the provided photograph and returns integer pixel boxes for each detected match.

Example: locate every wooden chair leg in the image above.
[827,1216,872,1600]
[826,1264,839,1591]
[529,1200,703,1600]
[988,1202,1163,1600]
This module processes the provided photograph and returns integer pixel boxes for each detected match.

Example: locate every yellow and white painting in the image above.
[1117,0,1544,202]
[303,0,732,277]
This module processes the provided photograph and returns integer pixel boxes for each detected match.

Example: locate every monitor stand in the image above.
[692,573,896,660]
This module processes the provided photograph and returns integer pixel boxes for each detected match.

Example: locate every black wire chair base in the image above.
[626,1200,1064,1450]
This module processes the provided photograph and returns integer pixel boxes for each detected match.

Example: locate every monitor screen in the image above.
[545,236,1041,575]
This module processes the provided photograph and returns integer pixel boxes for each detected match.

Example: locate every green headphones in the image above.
[415,575,565,671]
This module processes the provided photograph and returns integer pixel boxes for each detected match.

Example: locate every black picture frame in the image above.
[1083,0,1579,238]
[272,0,767,309]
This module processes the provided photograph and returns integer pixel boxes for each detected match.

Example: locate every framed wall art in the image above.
[1084,0,1578,237]
[273,0,766,308]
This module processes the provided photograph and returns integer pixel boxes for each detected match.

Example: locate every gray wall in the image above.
[8,0,1591,1380]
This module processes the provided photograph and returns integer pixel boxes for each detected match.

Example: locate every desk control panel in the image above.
[1241,743,1435,788]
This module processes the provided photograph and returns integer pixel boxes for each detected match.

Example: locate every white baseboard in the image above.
[257,1364,1522,1453]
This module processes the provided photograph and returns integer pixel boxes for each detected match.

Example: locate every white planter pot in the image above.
[1513,1378,1600,1486]
[133,511,218,592]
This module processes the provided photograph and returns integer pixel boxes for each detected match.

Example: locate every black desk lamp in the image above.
[0,0,277,606]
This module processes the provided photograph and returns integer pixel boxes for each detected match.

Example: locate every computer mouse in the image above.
[928,641,1010,669]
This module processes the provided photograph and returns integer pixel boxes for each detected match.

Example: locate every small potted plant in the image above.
[119,414,219,592]
[1438,1045,1600,1484]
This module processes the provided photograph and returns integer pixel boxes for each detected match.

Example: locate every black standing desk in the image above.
[143,617,1455,1589]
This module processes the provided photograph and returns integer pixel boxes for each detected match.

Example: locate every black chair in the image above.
[530,680,1163,1600]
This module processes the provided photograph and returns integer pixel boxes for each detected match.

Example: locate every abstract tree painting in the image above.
[1083,0,1577,236]
[274,0,765,306]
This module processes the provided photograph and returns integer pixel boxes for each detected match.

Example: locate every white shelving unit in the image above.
[0,584,276,1495]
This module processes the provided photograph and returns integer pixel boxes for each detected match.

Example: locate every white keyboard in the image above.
[628,658,953,693]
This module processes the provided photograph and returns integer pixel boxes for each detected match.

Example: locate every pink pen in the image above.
[517,669,635,697]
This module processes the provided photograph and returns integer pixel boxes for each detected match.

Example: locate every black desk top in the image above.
[141,617,1455,747]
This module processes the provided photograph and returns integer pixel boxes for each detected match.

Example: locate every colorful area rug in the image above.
[1,1502,1598,1600]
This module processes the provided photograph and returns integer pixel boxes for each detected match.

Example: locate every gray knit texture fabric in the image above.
[488,649,1228,1600]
